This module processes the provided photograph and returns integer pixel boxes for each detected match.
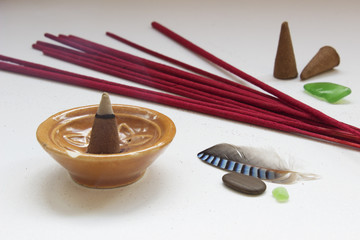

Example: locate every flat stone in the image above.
[222,172,266,195]
[304,82,351,103]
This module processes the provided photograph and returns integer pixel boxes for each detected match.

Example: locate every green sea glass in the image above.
[304,82,351,103]
[272,187,289,202]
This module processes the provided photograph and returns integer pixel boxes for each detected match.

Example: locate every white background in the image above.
[1,0,360,239]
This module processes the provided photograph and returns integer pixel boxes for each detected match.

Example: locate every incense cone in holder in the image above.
[87,93,121,154]
[300,46,340,80]
[36,103,176,188]
[273,22,298,79]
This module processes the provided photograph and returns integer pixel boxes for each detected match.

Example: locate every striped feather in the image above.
[197,143,319,184]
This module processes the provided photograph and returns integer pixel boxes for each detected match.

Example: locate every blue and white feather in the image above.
[197,143,319,184]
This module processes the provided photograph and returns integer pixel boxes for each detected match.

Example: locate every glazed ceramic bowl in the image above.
[36,104,176,188]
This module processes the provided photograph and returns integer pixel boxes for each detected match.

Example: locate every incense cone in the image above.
[87,93,121,154]
[300,46,340,80]
[273,21,298,79]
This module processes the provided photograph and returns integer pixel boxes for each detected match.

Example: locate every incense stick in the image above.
[32,37,360,143]
[32,45,353,138]
[1,56,359,149]
[151,21,360,136]
[49,34,280,103]
[1,23,359,149]
[34,40,314,120]
[106,31,275,99]
[41,34,328,122]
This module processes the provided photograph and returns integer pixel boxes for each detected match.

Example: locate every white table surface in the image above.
[1,0,360,239]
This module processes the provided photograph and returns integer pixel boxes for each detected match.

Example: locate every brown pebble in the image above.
[273,21,298,79]
[222,172,266,195]
[300,46,340,80]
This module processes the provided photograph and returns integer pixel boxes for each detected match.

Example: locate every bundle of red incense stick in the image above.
[0,22,359,149]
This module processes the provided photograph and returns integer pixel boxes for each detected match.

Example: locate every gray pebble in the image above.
[222,172,266,195]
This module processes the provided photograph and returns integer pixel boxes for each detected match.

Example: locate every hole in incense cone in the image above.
[300,46,340,80]
[273,21,298,80]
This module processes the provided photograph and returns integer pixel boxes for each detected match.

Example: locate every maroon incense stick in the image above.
[41,34,327,122]
[49,33,280,104]
[32,45,358,140]
[106,31,276,100]
[151,21,360,136]
[60,33,359,130]
[1,23,359,149]
[32,37,360,142]
[33,40,314,121]
[1,56,360,149]
[1,54,360,147]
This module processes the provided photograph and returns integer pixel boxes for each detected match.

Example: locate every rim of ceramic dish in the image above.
[36,104,176,160]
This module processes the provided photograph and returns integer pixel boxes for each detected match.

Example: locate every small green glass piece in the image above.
[272,187,289,202]
[304,82,351,103]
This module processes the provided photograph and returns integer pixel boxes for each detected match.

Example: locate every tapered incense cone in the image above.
[300,46,340,80]
[273,22,298,79]
[86,93,121,154]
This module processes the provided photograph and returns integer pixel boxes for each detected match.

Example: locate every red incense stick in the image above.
[49,33,280,104]
[32,45,344,137]
[42,34,326,122]
[32,38,360,142]
[106,31,275,100]
[63,33,360,130]
[34,40,314,121]
[151,21,360,136]
[1,56,359,149]
[2,52,359,144]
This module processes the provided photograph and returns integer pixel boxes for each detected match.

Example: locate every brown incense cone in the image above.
[300,46,340,80]
[273,21,298,79]
[86,93,121,154]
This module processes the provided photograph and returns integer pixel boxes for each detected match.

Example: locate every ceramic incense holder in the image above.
[36,104,176,188]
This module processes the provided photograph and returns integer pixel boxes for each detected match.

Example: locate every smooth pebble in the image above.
[222,172,266,195]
